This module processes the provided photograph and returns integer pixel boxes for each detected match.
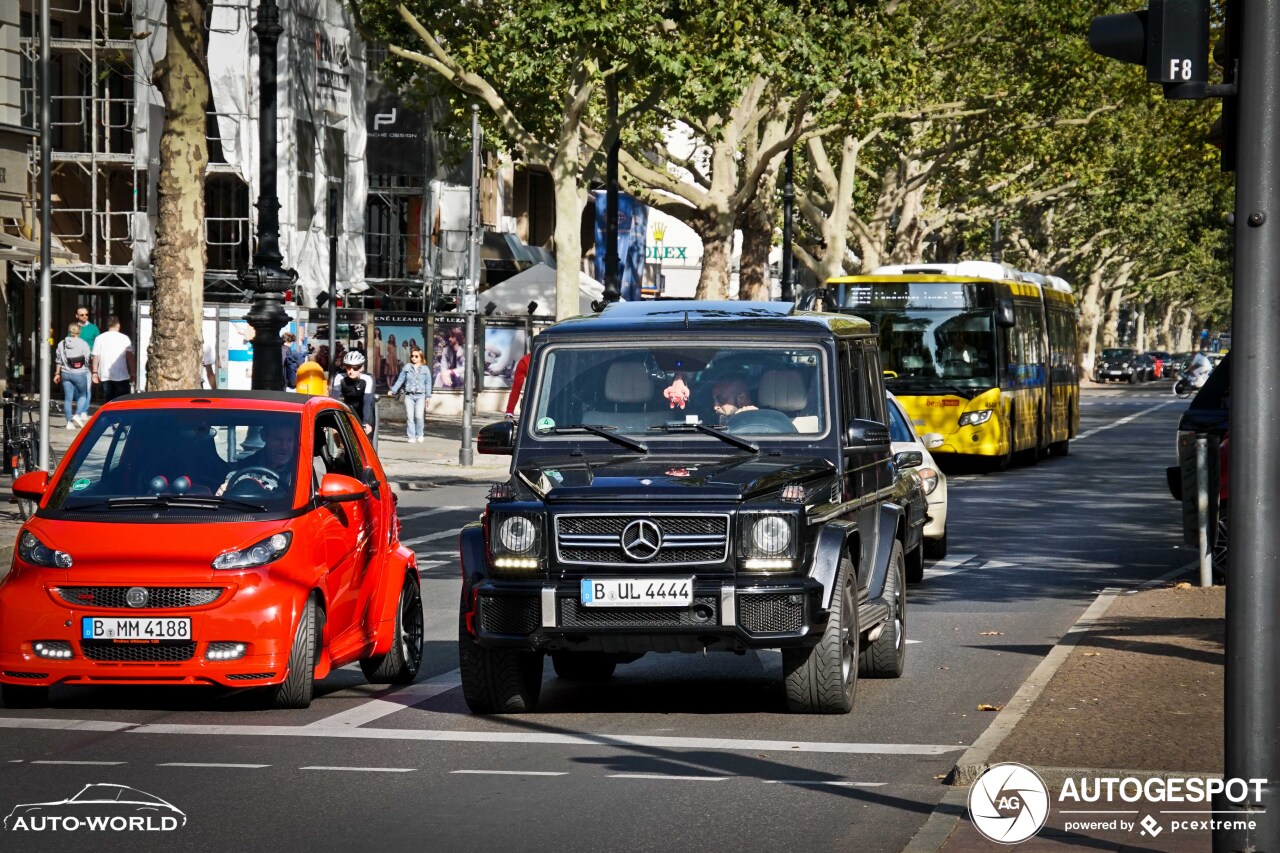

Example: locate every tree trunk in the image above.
[147,0,209,390]
[551,141,588,320]
[1102,288,1125,348]
[738,191,776,301]
[1078,267,1106,375]
[692,208,735,300]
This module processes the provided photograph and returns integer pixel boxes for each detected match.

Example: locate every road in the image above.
[0,385,1189,853]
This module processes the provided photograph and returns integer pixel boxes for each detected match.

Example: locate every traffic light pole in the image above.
[1217,1,1280,849]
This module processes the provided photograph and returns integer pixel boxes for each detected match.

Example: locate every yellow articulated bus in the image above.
[816,262,1080,467]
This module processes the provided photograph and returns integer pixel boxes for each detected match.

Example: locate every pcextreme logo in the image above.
[969,764,1268,844]
[4,783,186,832]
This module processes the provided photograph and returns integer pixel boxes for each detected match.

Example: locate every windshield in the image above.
[1101,349,1135,360]
[887,398,915,443]
[46,408,302,514]
[871,309,998,392]
[529,342,828,439]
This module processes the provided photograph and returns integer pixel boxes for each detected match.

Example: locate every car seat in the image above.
[758,368,814,433]
[582,361,666,432]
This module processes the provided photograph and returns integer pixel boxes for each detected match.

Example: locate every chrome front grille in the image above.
[555,513,729,567]
[56,587,224,609]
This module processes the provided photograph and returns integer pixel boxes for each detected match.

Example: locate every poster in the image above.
[593,190,649,302]
[301,309,369,379]
[483,326,527,391]
[371,313,427,391]
[432,316,467,391]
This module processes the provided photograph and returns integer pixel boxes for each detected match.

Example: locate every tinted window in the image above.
[887,398,914,442]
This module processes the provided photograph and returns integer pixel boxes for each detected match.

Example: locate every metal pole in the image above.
[242,0,294,391]
[602,74,621,304]
[1217,0,1280,847]
[1196,435,1212,587]
[459,105,480,466]
[327,188,338,377]
[37,0,51,470]
[780,150,795,302]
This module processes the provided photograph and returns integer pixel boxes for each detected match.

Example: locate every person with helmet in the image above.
[331,349,376,435]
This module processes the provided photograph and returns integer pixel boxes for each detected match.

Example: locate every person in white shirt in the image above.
[203,340,218,389]
[91,315,135,403]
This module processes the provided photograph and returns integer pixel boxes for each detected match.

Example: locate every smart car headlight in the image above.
[212,532,292,570]
[958,409,993,427]
[18,531,73,568]
[739,512,797,571]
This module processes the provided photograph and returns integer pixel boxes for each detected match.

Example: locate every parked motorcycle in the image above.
[1173,369,1209,398]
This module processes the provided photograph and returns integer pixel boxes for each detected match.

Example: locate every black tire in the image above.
[360,573,424,684]
[1128,371,1138,385]
[1,683,48,709]
[923,531,947,561]
[782,556,858,714]
[860,541,906,679]
[551,652,617,681]
[458,609,543,714]
[269,595,317,709]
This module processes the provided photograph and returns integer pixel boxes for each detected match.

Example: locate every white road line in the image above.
[31,760,126,765]
[763,780,886,787]
[451,770,567,777]
[402,527,466,549]
[158,762,269,769]
[0,718,135,732]
[121,723,966,755]
[923,554,979,580]
[399,505,469,522]
[1076,399,1178,441]
[609,774,729,781]
[304,670,463,729]
[301,766,416,773]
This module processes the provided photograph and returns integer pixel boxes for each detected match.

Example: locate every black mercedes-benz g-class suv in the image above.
[461,301,925,715]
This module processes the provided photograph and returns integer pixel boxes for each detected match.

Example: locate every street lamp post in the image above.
[601,74,621,305]
[241,0,296,391]
[459,105,480,466]
[780,149,795,302]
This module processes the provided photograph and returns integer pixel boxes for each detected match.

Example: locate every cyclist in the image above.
[330,350,376,436]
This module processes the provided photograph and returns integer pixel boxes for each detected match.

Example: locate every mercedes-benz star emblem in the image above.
[125,587,149,608]
[620,519,662,562]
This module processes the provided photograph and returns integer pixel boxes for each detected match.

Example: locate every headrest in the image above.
[604,361,654,403]
[758,369,807,412]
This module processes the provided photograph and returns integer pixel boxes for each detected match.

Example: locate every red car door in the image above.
[310,411,372,643]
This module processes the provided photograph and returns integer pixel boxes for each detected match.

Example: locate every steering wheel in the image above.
[225,466,283,496]
[724,409,798,435]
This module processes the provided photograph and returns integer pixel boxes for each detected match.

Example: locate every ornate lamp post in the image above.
[241,0,296,391]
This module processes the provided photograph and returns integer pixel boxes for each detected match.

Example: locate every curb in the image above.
[902,560,1200,853]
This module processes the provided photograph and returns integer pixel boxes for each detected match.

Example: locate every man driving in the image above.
[711,375,758,423]
[217,421,299,499]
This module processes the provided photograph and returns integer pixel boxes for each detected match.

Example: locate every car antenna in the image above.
[684,311,689,330]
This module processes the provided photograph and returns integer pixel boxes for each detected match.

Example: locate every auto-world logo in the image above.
[968,763,1051,844]
[4,784,186,832]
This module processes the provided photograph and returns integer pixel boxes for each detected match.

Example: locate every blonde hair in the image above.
[67,323,81,336]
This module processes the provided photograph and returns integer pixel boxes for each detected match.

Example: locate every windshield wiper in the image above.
[546,424,648,453]
[66,495,269,513]
[650,422,759,453]
[887,376,976,398]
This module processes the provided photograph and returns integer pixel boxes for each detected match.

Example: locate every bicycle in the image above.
[3,390,44,520]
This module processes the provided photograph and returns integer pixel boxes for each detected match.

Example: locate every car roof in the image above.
[106,389,336,412]
[536,300,874,340]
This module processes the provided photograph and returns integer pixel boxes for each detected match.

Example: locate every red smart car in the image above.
[0,391,422,709]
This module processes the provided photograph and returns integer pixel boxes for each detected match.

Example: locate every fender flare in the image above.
[807,520,858,612]
[867,502,905,601]
[459,522,488,590]
[366,544,417,658]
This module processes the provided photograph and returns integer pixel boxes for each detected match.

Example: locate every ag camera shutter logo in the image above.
[968,762,1050,844]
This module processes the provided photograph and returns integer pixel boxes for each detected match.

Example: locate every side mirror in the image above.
[845,418,890,450]
[319,473,369,503]
[996,297,1016,328]
[893,450,924,470]
[362,466,382,499]
[477,420,516,456]
[920,432,945,450]
[12,470,49,502]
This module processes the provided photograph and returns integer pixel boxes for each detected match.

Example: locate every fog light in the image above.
[33,640,73,660]
[206,642,247,661]
[743,559,794,571]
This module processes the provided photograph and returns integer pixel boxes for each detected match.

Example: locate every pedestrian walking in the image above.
[389,348,432,442]
[203,340,218,389]
[330,350,376,436]
[53,323,92,428]
[91,315,135,403]
[504,352,531,419]
[281,332,306,390]
[74,305,99,352]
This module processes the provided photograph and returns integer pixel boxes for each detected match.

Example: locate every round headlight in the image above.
[498,516,537,553]
[751,516,792,556]
[248,544,273,564]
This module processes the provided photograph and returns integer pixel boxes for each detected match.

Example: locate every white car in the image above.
[887,392,949,558]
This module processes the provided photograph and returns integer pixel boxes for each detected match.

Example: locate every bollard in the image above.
[1195,434,1211,587]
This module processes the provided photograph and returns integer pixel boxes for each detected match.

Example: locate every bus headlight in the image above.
[958,409,993,427]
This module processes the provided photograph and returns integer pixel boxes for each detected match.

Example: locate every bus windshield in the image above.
[875,309,997,394]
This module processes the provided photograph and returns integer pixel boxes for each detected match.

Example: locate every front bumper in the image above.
[468,577,828,654]
[1095,368,1131,380]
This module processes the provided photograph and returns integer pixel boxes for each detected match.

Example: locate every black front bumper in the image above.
[467,578,828,654]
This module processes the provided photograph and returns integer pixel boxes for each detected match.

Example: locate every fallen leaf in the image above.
[978,704,1004,712]
[978,631,1004,636]
[1175,581,1193,590]
[933,773,948,780]
[1083,651,1102,657]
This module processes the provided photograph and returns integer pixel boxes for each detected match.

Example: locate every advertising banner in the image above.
[593,191,648,302]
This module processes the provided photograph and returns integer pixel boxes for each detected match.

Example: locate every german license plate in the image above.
[81,617,191,642]
[580,578,693,607]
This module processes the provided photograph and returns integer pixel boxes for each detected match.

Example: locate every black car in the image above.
[1094,348,1150,383]
[464,300,923,715]
[1167,351,1230,549]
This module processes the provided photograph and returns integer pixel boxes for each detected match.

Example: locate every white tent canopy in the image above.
[479,263,604,317]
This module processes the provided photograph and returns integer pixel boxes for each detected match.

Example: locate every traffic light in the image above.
[1089,0,1209,99]
[1208,0,1239,171]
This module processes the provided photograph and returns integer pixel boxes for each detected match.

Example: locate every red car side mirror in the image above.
[318,473,369,503]
[12,470,49,502]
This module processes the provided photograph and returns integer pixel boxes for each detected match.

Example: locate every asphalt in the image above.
[1,390,1227,852]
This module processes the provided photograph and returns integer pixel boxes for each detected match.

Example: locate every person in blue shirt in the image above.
[390,348,432,443]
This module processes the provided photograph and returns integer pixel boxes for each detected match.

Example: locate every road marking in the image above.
[451,770,567,777]
[763,780,886,787]
[301,766,416,773]
[399,505,469,522]
[925,554,1018,579]
[402,527,466,549]
[120,722,966,755]
[0,718,134,732]
[609,774,729,781]
[31,760,125,765]
[158,762,269,769]
[1075,399,1178,441]
[304,669,462,729]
